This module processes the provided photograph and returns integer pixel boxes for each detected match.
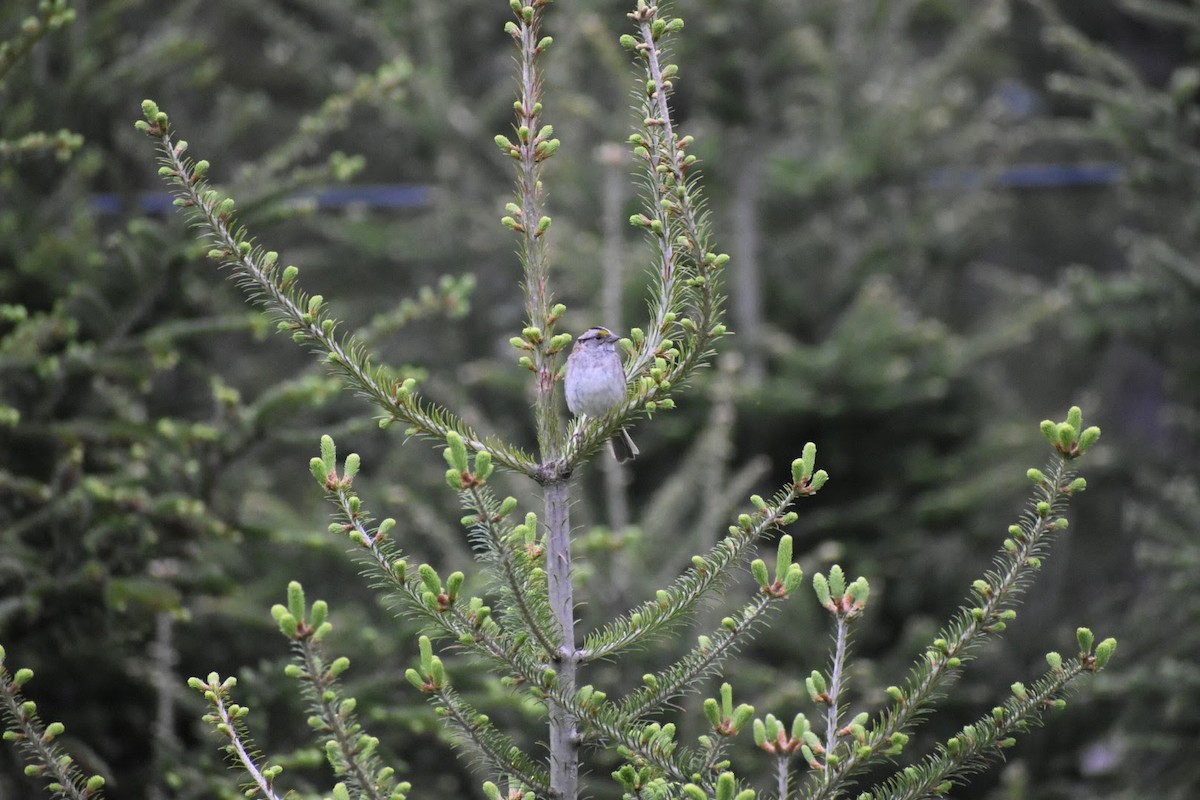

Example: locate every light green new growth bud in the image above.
[783,564,805,594]
[45,721,64,739]
[13,668,32,686]
[1027,468,1046,484]
[419,636,434,670]
[446,572,464,600]
[444,432,469,472]
[482,782,503,800]
[1046,651,1063,670]
[308,294,324,316]
[807,670,827,699]
[750,494,767,511]
[320,434,336,469]
[405,668,425,690]
[287,581,306,623]
[813,573,832,607]
[1077,627,1094,653]
[379,518,396,535]
[1070,477,1087,492]
[734,791,755,800]
[800,442,817,480]
[703,698,721,728]
[848,577,870,606]
[276,612,298,639]
[1094,638,1117,668]
[497,496,517,516]
[779,511,798,525]
[683,787,707,800]
[722,617,736,630]
[445,468,463,490]
[1040,418,1057,443]
[343,453,360,480]
[775,534,793,579]
[715,772,736,800]
[720,682,734,715]
[1078,426,1101,453]
[87,775,105,792]
[311,600,328,629]
[733,704,755,731]
[1067,406,1083,432]
[1011,682,1028,699]
[828,565,846,598]
[1051,422,1080,453]
[809,470,829,492]
[887,686,904,702]
[419,564,441,595]
[752,718,767,746]
[329,656,350,677]
[751,559,770,588]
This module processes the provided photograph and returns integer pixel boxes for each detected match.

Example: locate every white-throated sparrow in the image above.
[565,326,638,463]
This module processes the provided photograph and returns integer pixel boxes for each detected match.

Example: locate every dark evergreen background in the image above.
[2,0,1195,798]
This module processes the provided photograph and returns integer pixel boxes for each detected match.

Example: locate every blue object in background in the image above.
[91,165,1123,217]
[924,163,1125,189]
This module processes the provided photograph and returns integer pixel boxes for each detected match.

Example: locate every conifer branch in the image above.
[560,0,729,469]
[0,1,75,83]
[136,104,537,478]
[187,673,285,800]
[0,647,105,800]
[283,631,409,800]
[584,447,826,662]
[496,0,566,459]
[320,465,544,683]
[615,592,778,728]
[429,683,552,796]
[864,645,1114,800]
[494,3,582,794]
[822,616,851,761]
[245,55,412,183]
[457,482,558,657]
[803,410,1102,799]
[0,129,83,161]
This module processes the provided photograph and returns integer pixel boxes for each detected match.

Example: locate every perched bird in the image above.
[565,326,639,463]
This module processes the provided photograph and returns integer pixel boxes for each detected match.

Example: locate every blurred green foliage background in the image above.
[1,0,1196,798]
